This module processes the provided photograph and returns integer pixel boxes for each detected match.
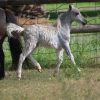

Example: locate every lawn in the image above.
[1,2,100,100]
[0,68,100,100]
[44,2,100,11]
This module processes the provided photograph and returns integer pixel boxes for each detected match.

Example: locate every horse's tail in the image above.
[5,9,22,70]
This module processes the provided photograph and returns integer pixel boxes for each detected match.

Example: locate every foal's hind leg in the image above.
[54,49,64,76]
[28,54,41,72]
[17,40,37,79]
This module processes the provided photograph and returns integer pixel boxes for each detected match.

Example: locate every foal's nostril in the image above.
[82,22,86,25]
[82,19,87,25]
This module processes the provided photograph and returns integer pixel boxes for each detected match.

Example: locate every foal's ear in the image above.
[69,5,72,11]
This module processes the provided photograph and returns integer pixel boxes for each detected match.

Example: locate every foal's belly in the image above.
[38,36,60,49]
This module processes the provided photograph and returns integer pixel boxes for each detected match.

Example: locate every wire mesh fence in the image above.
[3,2,100,69]
[4,33,100,69]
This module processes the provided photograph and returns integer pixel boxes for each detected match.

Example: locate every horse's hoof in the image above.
[53,72,58,77]
[53,69,59,77]
[77,68,81,72]
[38,68,42,72]
[18,77,21,80]
[53,74,56,77]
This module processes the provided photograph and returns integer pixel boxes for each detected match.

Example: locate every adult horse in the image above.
[0,8,22,79]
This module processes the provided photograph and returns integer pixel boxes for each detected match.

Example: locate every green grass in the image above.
[3,38,12,70]
[44,2,100,19]
[44,2,100,11]
[0,68,100,100]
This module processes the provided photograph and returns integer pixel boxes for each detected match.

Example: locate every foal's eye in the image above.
[75,12,79,16]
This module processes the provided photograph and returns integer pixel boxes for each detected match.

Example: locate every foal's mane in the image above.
[53,12,66,31]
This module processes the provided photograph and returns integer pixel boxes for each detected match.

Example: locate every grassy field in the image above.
[1,2,100,100]
[44,2,100,11]
[0,68,100,100]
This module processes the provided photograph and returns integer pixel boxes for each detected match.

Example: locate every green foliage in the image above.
[44,2,100,19]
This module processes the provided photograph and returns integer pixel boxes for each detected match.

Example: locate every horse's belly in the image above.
[39,42,52,48]
[39,38,59,49]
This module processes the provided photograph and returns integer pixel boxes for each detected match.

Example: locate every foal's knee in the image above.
[19,53,25,62]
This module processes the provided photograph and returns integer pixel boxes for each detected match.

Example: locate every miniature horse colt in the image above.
[7,5,87,79]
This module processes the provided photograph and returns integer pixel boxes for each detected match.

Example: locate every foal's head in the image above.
[68,5,87,25]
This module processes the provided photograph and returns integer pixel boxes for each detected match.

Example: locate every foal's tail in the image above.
[7,23,24,37]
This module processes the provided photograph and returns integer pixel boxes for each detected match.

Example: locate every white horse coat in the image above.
[7,5,87,79]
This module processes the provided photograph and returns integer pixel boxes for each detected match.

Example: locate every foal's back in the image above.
[24,24,60,48]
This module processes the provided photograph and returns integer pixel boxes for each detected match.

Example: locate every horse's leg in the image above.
[28,55,41,72]
[8,37,22,70]
[0,8,6,79]
[64,42,81,72]
[65,43,75,65]
[0,45,5,79]
[0,37,5,79]
[5,9,22,70]
[54,49,64,76]
[17,40,37,79]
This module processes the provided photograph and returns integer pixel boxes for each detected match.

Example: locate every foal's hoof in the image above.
[77,68,81,72]
[37,68,42,72]
[18,78,21,80]
[53,71,59,77]
[17,77,21,80]
[53,73,58,77]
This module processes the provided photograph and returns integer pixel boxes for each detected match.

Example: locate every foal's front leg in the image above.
[63,42,81,72]
[54,49,64,76]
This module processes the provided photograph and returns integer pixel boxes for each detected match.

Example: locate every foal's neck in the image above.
[59,11,72,34]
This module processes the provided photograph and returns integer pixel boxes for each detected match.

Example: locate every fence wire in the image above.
[3,2,100,69]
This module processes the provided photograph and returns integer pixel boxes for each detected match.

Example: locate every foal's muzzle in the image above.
[82,19,87,25]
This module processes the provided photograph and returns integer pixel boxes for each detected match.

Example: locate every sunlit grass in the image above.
[0,68,100,100]
[44,2,100,11]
